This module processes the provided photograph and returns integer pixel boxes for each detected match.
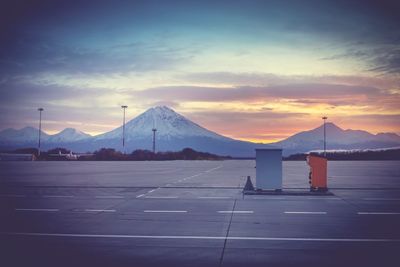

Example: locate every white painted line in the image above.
[84,209,116,213]
[218,211,254,214]
[362,198,400,201]
[251,197,286,200]
[43,195,74,198]
[181,173,202,180]
[144,196,178,199]
[15,208,59,212]
[144,210,187,213]
[357,212,400,215]
[95,196,124,199]
[148,189,156,193]
[136,194,145,198]
[198,197,231,199]
[3,232,400,242]
[0,194,25,198]
[285,211,327,214]
[307,197,340,200]
[204,165,223,173]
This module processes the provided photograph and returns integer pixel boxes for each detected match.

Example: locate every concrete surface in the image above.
[0,160,399,267]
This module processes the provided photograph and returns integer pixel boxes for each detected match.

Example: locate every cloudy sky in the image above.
[1,0,399,142]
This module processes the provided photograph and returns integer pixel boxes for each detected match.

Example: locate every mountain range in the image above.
[1,106,399,157]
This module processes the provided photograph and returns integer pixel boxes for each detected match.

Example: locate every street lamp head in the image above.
[322,116,328,120]
[38,108,44,111]
[121,105,128,109]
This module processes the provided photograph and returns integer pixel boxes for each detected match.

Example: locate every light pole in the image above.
[121,105,128,154]
[322,116,328,158]
[152,128,157,153]
[37,108,44,157]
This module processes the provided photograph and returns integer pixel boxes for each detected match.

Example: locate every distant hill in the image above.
[273,122,400,155]
[47,128,91,143]
[1,106,400,157]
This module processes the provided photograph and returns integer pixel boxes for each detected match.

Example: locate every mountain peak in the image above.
[145,106,180,119]
[95,105,230,141]
[59,127,89,135]
[317,122,342,131]
[151,105,175,112]
[48,127,91,142]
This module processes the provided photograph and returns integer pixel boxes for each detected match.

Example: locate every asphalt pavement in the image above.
[1,160,399,267]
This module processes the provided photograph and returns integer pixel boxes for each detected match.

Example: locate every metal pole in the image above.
[322,116,328,157]
[121,105,128,154]
[152,128,156,153]
[38,108,44,157]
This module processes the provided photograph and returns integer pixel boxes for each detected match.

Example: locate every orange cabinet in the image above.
[307,155,328,191]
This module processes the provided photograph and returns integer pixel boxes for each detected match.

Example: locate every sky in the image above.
[0,0,399,142]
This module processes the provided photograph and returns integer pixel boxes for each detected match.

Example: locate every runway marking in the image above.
[43,195,74,198]
[148,189,156,193]
[84,209,116,213]
[357,212,400,215]
[306,197,340,200]
[171,165,223,184]
[15,208,59,212]
[144,196,178,199]
[136,194,145,198]
[95,196,124,199]
[3,232,400,242]
[0,194,25,198]
[144,210,187,213]
[198,197,231,199]
[218,210,254,214]
[285,211,327,214]
[251,197,287,200]
[204,165,223,173]
[176,165,223,182]
[179,173,202,181]
[362,198,400,201]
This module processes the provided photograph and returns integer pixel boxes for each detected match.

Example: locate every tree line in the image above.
[284,149,400,161]
[8,147,230,161]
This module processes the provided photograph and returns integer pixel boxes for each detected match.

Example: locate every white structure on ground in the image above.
[255,148,283,190]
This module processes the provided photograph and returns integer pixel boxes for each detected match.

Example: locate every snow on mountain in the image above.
[95,106,232,141]
[0,126,49,143]
[279,123,372,146]
[1,107,399,157]
[375,132,400,143]
[274,122,400,154]
[0,127,90,144]
[48,128,91,143]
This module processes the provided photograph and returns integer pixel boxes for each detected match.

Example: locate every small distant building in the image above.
[0,153,36,161]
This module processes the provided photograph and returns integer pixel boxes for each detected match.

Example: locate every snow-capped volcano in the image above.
[88,106,257,155]
[274,122,400,154]
[1,106,400,157]
[48,128,91,143]
[95,106,231,141]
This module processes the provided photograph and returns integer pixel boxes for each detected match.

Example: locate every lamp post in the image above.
[121,105,128,154]
[152,128,157,153]
[322,116,328,157]
[37,108,44,157]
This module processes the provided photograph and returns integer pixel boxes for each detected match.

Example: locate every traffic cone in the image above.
[243,176,254,191]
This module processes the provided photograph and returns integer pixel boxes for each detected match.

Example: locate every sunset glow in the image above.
[1,0,399,142]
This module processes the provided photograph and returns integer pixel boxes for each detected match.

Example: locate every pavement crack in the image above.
[219,199,236,267]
